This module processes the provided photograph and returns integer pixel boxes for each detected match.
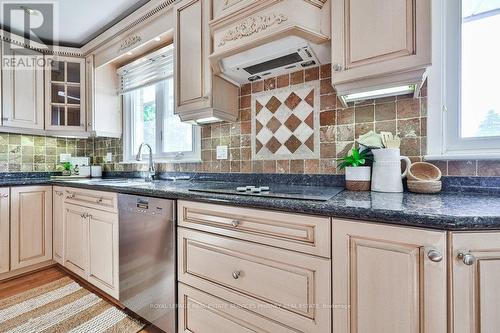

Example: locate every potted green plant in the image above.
[60,162,72,176]
[338,148,372,191]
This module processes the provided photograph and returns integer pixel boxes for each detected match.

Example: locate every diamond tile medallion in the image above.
[252,82,320,160]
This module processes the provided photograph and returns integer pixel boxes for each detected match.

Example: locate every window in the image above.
[120,46,200,161]
[428,0,500,159]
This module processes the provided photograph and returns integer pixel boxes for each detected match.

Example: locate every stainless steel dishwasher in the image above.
[118,194,176,333]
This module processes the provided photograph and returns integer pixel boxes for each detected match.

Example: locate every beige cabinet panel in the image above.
[178,227,331,332]
[53,187,65,265]
[87,208,119,299]
[0,188,10,274]
[178,282,296,333]
[331,0,431,95]
[174,0,238,122]
[178,200,331,257]
[10,186,53,270]
[64,203,88,278]
[451,232,500,333]
[1,43,44,130]
[332,219,447,333]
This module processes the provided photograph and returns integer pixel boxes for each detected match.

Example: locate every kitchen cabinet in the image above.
[332,219,447,333]
[45,55,86,132]
[64,203,88,278]
[177,201,331,333]
[87,207,119,298]
[451,232,500,333]
[63,188,119,298]
[10,186,53,271]
[86,55,122,138]
[53,186,65,265]
[0,188,10,274]
[331,0,431,98]
[174,0,238,123]
[1,42,45,130]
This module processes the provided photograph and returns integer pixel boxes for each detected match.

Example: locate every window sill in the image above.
[424,153,500,161]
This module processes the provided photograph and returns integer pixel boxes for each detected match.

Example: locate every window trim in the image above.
[427,0,500,161]
[122,79,201,163]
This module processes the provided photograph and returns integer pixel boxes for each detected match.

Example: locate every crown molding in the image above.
[0,0,178,57]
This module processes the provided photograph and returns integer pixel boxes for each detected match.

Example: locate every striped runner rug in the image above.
[0,276,145,333]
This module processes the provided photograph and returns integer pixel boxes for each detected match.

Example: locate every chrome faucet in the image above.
[136,143,155,182]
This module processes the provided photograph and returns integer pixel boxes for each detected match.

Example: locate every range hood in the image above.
[209,0,331,85]
[216,37,328,84]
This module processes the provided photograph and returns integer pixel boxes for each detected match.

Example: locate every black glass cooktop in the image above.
[189,184,344,201]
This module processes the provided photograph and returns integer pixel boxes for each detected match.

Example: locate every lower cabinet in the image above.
[10,186,53,270]
[0,188,10,274]
[53,186,65,265]
[63,198,119,299]
[332,219,447,333]
[178,283,297,333]
[64,203,88,278]
[451,232,500,333]
[178,225,331,333]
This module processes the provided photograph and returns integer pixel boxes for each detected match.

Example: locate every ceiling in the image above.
[1,0,151,47]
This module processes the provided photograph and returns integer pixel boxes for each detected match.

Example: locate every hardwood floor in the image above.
[0,266,165,333]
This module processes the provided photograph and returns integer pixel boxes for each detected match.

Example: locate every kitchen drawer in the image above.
[178,283,297,333]
[64,187,117,213]
[178,200,331,258]
[178,228,331,332]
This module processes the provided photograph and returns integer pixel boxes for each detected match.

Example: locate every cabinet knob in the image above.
[232,271,241,279]
[458,252,476,266]
[332,63,344,72]
[67,194,75,199]
[427,249,443,262]
[203,95,210,100]
[231,220,240,228]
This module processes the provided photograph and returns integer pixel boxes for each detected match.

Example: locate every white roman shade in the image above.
[117,44,173,94]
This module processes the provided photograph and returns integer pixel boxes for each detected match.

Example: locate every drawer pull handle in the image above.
[2,194,8,198]
[231,220,240,228]
[97,197,103,203]
[67,194,75,199]
[458,252,476,266]
[232,271,241,279]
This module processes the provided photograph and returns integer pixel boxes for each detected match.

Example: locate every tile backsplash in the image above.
[1,63,500,177]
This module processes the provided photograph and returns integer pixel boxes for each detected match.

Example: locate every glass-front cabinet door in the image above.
[45,56,86,132]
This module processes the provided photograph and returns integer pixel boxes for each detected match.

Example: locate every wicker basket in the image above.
[408,162,442,181]
[407,180,442,194]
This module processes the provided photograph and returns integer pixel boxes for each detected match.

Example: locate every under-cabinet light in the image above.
[342,85,415,103]
[195,117,221,124]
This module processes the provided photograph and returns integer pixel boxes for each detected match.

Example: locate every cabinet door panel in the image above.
[1,43,44,129]
[64,203,88,278]
[10,186,52,270]
[348,0,414,67]
[332,219,447,333]
[452,232,500,333]
[0,188,10,274]
[87,208,119,298]
[53,187,65,265]
[174,0,212,113]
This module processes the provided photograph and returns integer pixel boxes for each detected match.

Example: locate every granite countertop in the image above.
[2,176,499,230]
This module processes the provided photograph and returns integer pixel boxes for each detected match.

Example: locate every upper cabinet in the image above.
[45,56,86,132]
[1,42,44,130]
[331,0,431,98]
[174,0,238,124]
[85,55,122,138]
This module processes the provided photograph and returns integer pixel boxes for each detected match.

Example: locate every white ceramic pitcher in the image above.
[371,148,411,193]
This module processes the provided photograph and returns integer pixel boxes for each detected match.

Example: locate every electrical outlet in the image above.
[60,153,71,162]
[216,145,228,160]
[105,152,113,163]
